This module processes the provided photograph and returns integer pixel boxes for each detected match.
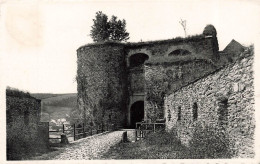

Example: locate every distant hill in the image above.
[41,93,77,108]
[31,93,76,100]
[33,93,77,124]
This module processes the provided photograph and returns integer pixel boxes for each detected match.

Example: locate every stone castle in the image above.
[76,25,254,157]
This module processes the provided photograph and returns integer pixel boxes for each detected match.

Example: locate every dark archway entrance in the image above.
[129,53,149,67]
[130,101,144,128]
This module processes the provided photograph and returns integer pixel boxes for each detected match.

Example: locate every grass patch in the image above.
[28,147,64,160]
[28,142,78,160]
[101,131,188,159]
[102,128,234,159]
[188,126,233,159]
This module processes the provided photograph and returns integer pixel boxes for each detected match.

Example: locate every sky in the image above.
[0,0,260,93]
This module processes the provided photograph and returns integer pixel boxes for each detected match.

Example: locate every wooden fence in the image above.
[48,123,119,142]
[135,122,165,140]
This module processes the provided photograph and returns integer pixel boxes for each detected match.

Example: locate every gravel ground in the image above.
[33,131,125,160]
[54,131,124,160]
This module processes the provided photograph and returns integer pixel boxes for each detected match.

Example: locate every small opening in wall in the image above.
[177,106,181,121]
[108,114,112,122]
[24,110,29,126]
[217,98,228,127]
[168,49,191,56]
[193,102,198,121]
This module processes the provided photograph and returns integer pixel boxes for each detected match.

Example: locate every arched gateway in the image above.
[130,101,144,128]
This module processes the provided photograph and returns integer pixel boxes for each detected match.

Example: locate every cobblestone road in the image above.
[51,131,124,160]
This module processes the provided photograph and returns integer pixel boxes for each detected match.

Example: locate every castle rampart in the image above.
[77,25,227,128]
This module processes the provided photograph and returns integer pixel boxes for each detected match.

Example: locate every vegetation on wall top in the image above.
[6,86,36,99]
[78,34,206,50]
[126,34,205,47]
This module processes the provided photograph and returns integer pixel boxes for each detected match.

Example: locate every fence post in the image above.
[48,122,50,143]
[139,125,142,138]
[90,126,92,136]
[83,123,85,138]
[135,129,137,141]
[73,124,76,141]
[62,124,65,133]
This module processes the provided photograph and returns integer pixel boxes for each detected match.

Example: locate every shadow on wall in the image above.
[187,124,233,159]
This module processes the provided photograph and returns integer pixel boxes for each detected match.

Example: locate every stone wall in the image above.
[6,90,49,160]
[77,43,128,128]
[145,60,217,121]
[128,35,219,122]
[129,66,145,94]
[165,47,254,158]
[126,35,218,61]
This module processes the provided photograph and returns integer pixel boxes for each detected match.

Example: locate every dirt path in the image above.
[32,131,125,160]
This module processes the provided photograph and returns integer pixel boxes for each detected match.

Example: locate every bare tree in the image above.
[179,19,187,37]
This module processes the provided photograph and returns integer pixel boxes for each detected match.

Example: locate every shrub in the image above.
[188,125,233,158]
[146,131,184,151]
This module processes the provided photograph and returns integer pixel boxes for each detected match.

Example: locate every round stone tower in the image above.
[203,24,219,60]
[203,24,217,37]
[76,42,128,128]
